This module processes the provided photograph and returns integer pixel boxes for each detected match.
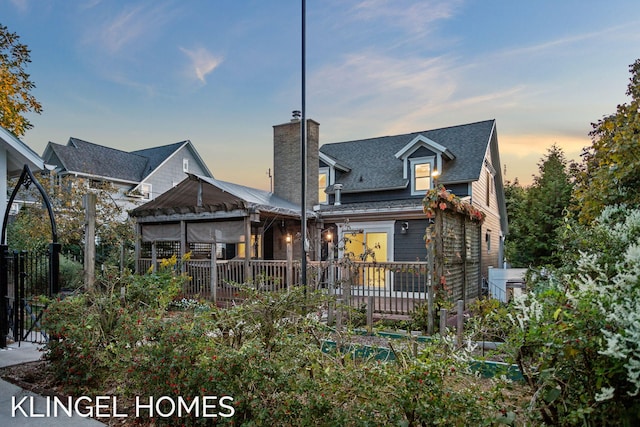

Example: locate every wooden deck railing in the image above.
[137,258,435,315]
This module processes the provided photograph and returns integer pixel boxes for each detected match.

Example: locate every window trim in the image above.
[409,156,435,195]
[318,167,329,204]
[140,183,152,200]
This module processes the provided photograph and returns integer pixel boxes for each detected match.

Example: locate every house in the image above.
[316,119,508,281]
[0,126,44,230]
[131,116,507,304]
[41,138,213,215]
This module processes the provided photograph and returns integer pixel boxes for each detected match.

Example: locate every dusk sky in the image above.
[2,0,640,190]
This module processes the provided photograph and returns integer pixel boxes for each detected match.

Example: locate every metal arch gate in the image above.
[1,165,60,348]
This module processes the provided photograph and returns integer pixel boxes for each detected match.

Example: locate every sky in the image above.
[2,0,640,190]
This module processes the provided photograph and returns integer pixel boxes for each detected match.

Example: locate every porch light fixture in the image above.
[326,231,333,242]
[401,222,409,234]
[286,234,292,243]
[432,169,441,188]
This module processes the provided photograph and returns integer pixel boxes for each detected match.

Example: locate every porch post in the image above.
[210,243,217,302]
[244,216,252,283]
[286,236,293,290]
[180,221,187,274]
[151,242,157,272]
[134,222,141,274]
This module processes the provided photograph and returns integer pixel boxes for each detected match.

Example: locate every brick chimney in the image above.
[273,113,319,206]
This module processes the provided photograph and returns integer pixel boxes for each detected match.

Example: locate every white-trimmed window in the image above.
[318,168,329,204]
[410,157,435,195]
[140,183,152,200]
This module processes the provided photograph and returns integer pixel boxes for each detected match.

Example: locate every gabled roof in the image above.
[43,138,147,183]
[319,120,496,192]
[42,138,211,184]
[1,126,44,176]
[131,174,305,218]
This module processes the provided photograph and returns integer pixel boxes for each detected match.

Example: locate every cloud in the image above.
[9,0,29,13]
[179,46,223,84]
[351,0,461,32]
[92,2,174,54]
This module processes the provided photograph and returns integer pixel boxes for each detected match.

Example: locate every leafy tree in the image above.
[575,59,640,223]
[0,23,42,136]
[504,145,574,267]
[6,173,135,267]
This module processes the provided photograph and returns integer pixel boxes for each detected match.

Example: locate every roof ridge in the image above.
[321,119,495,147]
[131,140,188,153]
[68,137,149,159]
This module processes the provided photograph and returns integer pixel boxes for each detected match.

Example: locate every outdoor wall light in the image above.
[286,234,292,243]
[401,221,409,234]
[326,232,333,242]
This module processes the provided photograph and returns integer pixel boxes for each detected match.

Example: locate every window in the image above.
[140,183,152,200]
[486,171,493,206]
[183,158,189,173]
[410,157,435,195]
[486,230,492,253]
[318,169,329,204]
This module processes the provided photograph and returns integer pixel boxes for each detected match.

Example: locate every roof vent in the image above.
[334,184,343,206]
[291,110,301,121]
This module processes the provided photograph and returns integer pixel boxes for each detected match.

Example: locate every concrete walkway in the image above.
[0,341,104,426]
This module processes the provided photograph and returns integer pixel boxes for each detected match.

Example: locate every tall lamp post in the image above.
[300,0,308,289]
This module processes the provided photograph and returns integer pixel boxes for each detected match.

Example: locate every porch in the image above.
[137,258,432,316]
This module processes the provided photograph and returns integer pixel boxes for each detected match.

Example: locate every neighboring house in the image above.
[317,119,508,280]
[0,126,44,229]
[41,138,213,215]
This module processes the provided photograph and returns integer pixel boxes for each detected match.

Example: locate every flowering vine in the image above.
[422,185,485,222]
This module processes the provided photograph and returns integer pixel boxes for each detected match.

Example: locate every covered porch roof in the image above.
[131,173,309,221]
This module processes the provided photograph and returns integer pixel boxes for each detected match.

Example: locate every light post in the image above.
[286,234,293,290]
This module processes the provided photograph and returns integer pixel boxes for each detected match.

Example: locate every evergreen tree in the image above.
[505,145,574,267]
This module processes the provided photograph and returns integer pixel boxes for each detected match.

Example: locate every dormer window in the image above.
[394,135,455,195]
[410,157,435,195]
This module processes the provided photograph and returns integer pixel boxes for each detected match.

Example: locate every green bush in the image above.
[58,255,83,290]
[43,276,517,425]
[505,205,640,426]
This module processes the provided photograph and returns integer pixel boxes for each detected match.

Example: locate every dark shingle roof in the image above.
[47,138,149,182]
[44,139,192,183]
[131,141,187,177]
[320,120,495,192]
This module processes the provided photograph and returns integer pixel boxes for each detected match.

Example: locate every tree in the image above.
[574,59,640,223]
[6,173,135,267]
[0,23,42,136]
[504,145,574,267]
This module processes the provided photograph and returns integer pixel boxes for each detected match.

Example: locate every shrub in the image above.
[505,205,640,426]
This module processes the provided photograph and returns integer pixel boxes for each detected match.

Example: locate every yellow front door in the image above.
[343,231,388,288]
